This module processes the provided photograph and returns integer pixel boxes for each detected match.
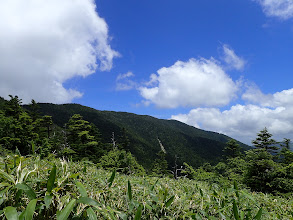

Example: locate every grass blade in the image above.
[134,204,143,220]
[150,179,158,191]
[108,169,116,188]
[25,199,37,220]
[57,199,76,220]
[128,180,132,201]
[199,188,203,197]
[87,207,97,220]
[4,206,19,220]
[233,200,240,220]
[47,164,56,193]
[165,195,175,208]
[254,207,263,220]
[75,181,87,197]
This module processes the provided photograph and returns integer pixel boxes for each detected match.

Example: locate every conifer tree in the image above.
[66,114,99,160]
[252,127,278,153]
[41,115,53,138]
[280,138,290,150]
[151,150,168,177]
[223,139,241,159]
[4,95,22,118]
[28,99,40,121]
[279,138,293,164]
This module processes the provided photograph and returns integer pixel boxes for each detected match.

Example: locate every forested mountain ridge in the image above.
[32,103,250,168]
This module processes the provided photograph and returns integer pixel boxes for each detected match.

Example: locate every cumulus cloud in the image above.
[116,72,137,91]
[222,45,245,70]
[139,57,239,108]
[172,86,293,145]
[0,0,119,103]
[256,0,293,19]
[243,85,293,107]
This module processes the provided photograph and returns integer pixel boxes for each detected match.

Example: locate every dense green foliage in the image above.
[98,148,145,175]
[0,95,292,219]
[0,154,292,219]
[27,102,250,168]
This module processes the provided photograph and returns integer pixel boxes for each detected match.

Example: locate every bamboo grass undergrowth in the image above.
[0,154,292,219]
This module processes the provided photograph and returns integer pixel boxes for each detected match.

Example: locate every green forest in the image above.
[0,95,293,219]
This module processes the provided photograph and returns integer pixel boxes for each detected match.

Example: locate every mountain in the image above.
[35,103,250,169]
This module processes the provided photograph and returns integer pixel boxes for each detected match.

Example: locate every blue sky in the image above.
[1,0,293,144]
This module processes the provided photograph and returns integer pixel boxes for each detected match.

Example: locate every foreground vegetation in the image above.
[0,154,292,219]
[0,95,292,219]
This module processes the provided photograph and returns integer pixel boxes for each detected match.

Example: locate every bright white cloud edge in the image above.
[0,0,119,104]
[172,87,293,145]
[139,54,241,108]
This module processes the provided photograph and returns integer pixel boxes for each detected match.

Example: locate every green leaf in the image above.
[0,170,15,184]
[77,197,100,207]
[234,181,240,198]
[44,195,53,209]
[233,181,238,190]
[134,204,143,220]
[233,200,240,220]
[19,211,25,220]
[108,169,116,188]
[199,188,203,197]
[15,183,36,200]
[57,199,76,220]
[128,180,132,201]
[150,179,158,191]
[165,195,175,208]
[118,212,128,220]
[75,181,87,197]
[4,206,19,220]
[47,164,56,193]
[86,207,97,220]
[254,207,263,220]
[69,173,80,179]
[0,182,10,188]
[25,199,37,220]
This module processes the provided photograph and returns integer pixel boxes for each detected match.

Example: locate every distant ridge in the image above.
[34,103,250,168]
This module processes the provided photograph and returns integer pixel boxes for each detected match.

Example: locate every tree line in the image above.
[182,128,293,194]
[0,95,292,194]
[0,95,167,176]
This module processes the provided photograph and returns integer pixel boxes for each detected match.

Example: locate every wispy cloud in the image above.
[116,72,137,91]
[222,44,245,70]
[256,0,293,19]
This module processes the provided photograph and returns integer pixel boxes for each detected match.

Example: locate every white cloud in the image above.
[172,86,293,145]
[116,72,134,81]
[222,45,245,70]
[139,57,239,108]
[171,104,293,145]
[116,71,137,91]
[0,0,119,103]
[243,85,293,107]
[256,0,293,19]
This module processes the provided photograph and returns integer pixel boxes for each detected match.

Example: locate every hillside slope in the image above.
[36,103,250,168]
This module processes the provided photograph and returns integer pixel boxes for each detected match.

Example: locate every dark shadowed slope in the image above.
[35,103,250,168]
